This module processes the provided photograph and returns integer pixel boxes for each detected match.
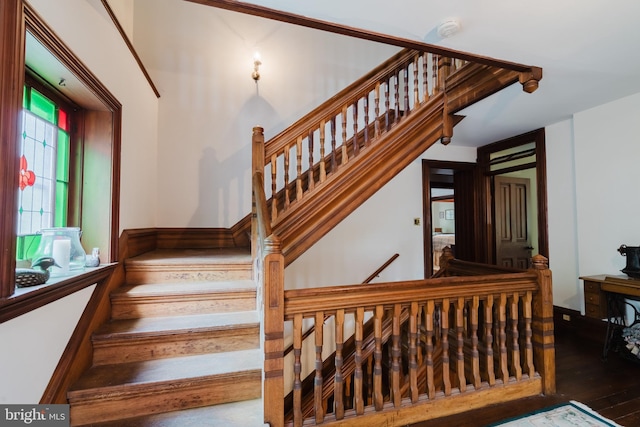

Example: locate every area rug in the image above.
[490,401,623,426]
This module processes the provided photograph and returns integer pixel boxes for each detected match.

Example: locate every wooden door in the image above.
[494,176,532,269]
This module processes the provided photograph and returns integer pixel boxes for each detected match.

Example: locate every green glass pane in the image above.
[16,236,25,260]
[57,129,70,182]
[55,181,68,227]
[16,234,41,261]
[23,86,28,108]
[30,89,56,123]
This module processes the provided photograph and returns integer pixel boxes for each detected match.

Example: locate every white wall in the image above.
[546,91,640,313]
[132,0,400,228]
[0,286,95,403]
[432,201,455,234]
[0,0,159,403]
[286,143,477,288]
[573,92,640,276]
[546,119,580,310]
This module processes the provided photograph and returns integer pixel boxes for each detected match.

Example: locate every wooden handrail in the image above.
[363,253,399,284]
[252,172,272,239]
[284,273,538,318]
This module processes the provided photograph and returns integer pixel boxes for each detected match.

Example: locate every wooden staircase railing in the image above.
[282,254,555,426]
[250,43,544,427]
[252,47,540,265]
[282,253,399,359]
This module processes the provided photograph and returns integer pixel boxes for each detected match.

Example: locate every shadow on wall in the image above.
[188,94,279,228]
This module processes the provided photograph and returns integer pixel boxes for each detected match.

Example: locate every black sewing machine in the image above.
[618,244,640,279]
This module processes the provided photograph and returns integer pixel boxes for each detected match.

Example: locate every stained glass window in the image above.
[16,87,70,261]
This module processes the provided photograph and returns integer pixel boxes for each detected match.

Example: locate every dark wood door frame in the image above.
[422,128,548,275]
[477,128,549,265]
[421,160,476,277]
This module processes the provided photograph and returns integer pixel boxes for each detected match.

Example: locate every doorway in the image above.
[422,160,476,276]
[422,128,549,275]
[478,128,549,266]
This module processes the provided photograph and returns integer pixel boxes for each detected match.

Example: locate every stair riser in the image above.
[69,372,261,425]
[92,327,260,365]
[125,267,252,285]
[111,294,256,319]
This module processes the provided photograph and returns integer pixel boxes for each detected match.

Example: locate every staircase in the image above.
[51,45,543,427]
[67,248,264,426]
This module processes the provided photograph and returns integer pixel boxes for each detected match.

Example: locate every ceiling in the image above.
[195,0,640,147]
[29,0,640,148]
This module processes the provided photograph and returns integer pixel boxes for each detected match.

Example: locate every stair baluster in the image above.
[314,311,325,424]
[293,314,303,427]
[409,301,419,403]
[470,296,481,389]
[373,305,384,410]
[307,130,315,191]
[441,299,452,396]
[455,297,467,392]
[510,293,522,381]
[391,303,402,407]
[334,309,345,420]
[354,307,365,414]
[484,295,496,386]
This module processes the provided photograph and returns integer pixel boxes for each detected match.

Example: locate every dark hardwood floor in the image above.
[410,321,640,427]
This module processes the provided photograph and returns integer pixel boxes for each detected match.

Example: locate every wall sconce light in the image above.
[252,52,262,81]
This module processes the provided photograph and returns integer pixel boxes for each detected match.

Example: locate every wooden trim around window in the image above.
[0,265,116,324]
[0,2,122,316]
[24,2,122,262]
[0,0,25,299]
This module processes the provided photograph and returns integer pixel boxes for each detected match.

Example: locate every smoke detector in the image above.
[437,19,461,38]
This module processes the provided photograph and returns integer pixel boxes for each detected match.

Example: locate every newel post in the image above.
[530,254,556,394]
[439,246,455,275]
[263,235,285,427]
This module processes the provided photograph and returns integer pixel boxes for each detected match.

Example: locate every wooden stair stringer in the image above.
[275,93,446,265]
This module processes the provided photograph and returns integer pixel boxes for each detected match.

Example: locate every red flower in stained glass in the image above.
[19,155,36,190]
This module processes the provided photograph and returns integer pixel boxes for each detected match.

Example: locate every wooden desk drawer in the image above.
[585,292,601,305]
[585,281,602,293]
[583,279,607,319]
[585,303,604,319]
